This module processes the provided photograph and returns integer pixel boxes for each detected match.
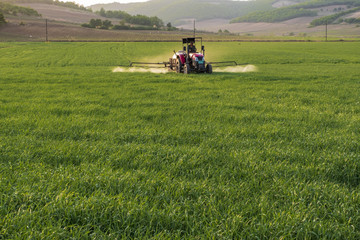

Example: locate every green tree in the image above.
[89,19,96,28]
[102,20,112,29]
[166,22,173,30]
[149,16,163,27]
[99,8,106,17]
[89,18,102,28]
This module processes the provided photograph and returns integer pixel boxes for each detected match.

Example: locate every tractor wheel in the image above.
[206,64,213,74]
[184,64,190,74]
[176,59,182,73]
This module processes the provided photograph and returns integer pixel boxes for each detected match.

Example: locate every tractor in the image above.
[127,37,240,73]
[168,37,212,74]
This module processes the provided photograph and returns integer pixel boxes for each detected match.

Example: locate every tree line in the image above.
[0,2,40,17]
[97,8,164,28]
[310,6,360,26]
[82,18,176,31]
[2,0,91,12]
[231,8,317,23]
[291,0,360,9]
[82,19,114,30]
[343,17,360,23]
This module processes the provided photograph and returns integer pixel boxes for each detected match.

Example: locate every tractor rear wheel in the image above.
[206,64,213,74]
[184,64,190,74]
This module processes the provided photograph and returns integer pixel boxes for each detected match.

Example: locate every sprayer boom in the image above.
[207,61,248,67]
[129,62,170,68]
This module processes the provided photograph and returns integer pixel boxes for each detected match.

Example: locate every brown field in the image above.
[178,17,360,38]
[0,17,244,42]
[1,3,359,42]
[17,3,119,24]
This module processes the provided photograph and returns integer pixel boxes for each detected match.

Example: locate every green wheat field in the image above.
[1,42,360,239]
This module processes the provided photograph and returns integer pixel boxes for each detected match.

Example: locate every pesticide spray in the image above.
[112,67,168,74]
[214,65,258,73]
[112,65,257,74]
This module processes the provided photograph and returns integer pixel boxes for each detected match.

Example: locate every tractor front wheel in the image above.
[176,59,182,73]
[206,64,213,74]
[184,64,190,74]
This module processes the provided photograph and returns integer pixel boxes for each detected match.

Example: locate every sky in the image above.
[64,0,245,7]
[63,0,149,7]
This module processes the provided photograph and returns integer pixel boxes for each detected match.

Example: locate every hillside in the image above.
[15,3,114,24]
[0,2,163,41]
[310,6,360,26]
[2,0,90,11]
[177,0,360,37]
[0,1,240,42]
[91,0,274,25]
[1,0,359,41]
[232,0,360,23]
[91,0,360,28]
[0,1,40,16]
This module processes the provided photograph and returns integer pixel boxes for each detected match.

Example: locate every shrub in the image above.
[102,20,113,29]
[81,19,113,29]
[166,22,177,31]
[112,25,130,30]
[81,23,92,28]
[0,12,5,24]
[90,19,103,28]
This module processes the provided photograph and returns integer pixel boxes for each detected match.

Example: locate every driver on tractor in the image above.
[188,41,197,53]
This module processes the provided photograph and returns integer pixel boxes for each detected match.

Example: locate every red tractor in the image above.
[128,37,239,73]
[168,37,212,74]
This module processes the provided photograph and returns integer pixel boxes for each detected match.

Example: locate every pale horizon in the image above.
[63,0,247,7]
[63,0,149,7]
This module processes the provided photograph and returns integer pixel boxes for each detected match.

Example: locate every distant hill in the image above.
[91,0,360,27]
[232,0,360,23]
[91,0,274,25]
[1,0,359,40]
[175,0,360,37]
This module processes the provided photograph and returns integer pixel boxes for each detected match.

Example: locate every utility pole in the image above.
[193,19,195,38]
[325,20,328,42]
[45,18,48,42]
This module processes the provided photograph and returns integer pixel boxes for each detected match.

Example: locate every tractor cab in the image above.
[182,37,205,57]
